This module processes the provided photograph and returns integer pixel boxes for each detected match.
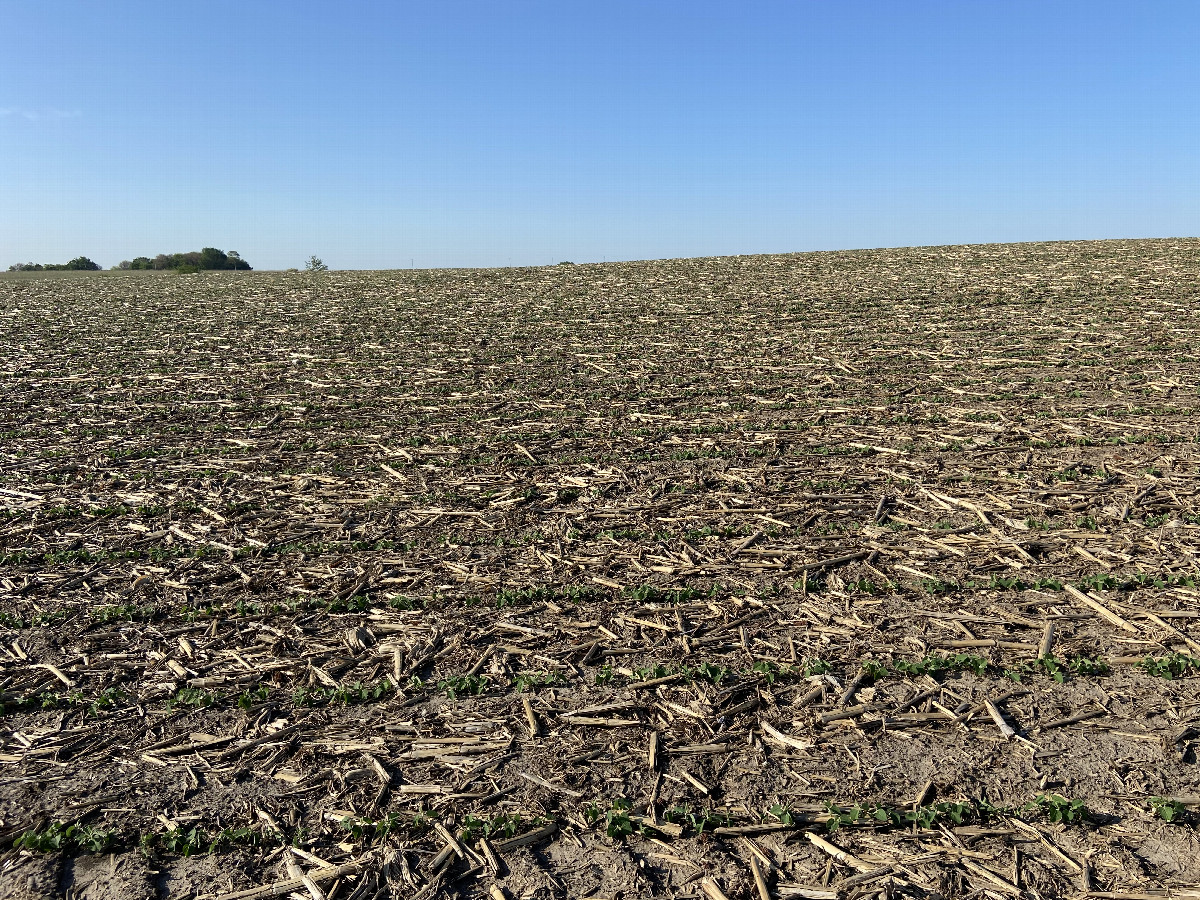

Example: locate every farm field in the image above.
[1,238,1200,899]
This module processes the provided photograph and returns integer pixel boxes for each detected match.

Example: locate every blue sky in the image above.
[2,1,1198,270]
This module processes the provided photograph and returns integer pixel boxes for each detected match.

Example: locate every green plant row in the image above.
[10,650,1194,727]
[459,812,544,843]
[1140,653,1200,679]
[145,824,281,858]
[915,571,1200,596]
[15,821,114,853]
[821,793,1088,832]
[293,678,395,707]
[1004,654,1110,683]
[16,793,1187,861]
[6,686,125,716]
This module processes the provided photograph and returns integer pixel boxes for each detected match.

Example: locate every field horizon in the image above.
[4,235,1199,280]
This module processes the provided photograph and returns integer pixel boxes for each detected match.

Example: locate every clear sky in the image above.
[2,1,1198,270]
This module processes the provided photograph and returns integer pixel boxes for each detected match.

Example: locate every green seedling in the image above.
[17,822,113,853]
[513,670,562,692]
[751,659,779,684]
[294,678,395,707]
[1149,797,1187,823]
[437,674,489,699]
[461,813,524,843]
[1141,653,1200,679]
[891,653,988,679]
[337,812,404,843]
[767,803,794,826]
[824,802,865,833]
[861,661,888,681]
[87,687,125,715]
[583,799,636,839]
[237,685,270,708]
[632,663,677,683]
[695,661,727,683]
[162,825,206,857]
[802,658,831,677]
[686,807,729,834]
[1027,793,1089,825]
[167,687,215,709]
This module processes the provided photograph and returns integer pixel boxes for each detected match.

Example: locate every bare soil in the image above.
[1,239,1199,899]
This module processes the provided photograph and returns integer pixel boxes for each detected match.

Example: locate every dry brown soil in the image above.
[1,239,1199,899]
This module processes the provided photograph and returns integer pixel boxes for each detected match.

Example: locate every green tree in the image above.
[125,249,251,271]
[199,247,228,270]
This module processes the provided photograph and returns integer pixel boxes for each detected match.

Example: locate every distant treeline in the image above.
[7,248,252,273]
[117,248,251,271]
[7,256,101,272]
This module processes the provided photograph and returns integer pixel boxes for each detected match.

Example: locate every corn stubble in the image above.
[1,240,1200,898]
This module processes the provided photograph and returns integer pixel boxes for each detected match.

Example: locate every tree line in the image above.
[7,256,101,272]
[117,248,251,271]
[7,248,251,273]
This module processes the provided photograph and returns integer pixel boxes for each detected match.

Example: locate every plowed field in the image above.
[2,239,1199,899]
